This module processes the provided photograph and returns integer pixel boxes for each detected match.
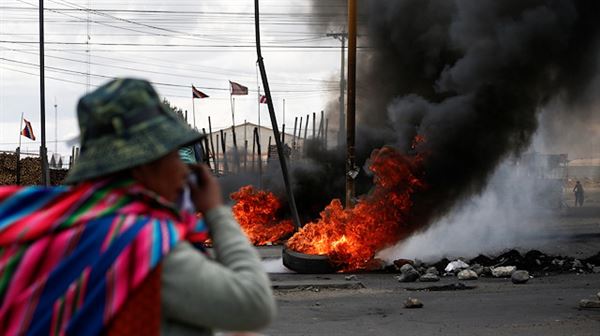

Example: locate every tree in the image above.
[162,98,186,122]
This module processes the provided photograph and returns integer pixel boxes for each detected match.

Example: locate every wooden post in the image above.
[281,123,285,144]
[216,133,220,174]
[312,112,316,139]
[232,127,241,173]
[208,116,217,170]
[297,116,303,148]
[252,129,256,172]
[292,117,298,149]
[317,110,324,141]
[15,147,21,185]
[325,118,329,148]
[201,128,211,168]
[303,114,309,142]
[255,0,302,228]
[346,0,357,208]
[70,146,75,168]
[244,140,248,171]
[267,136,272,160]
[254,127,263,189]
[220,130,229,174]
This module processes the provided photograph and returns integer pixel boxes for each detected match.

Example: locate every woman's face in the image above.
[131,150,190,203]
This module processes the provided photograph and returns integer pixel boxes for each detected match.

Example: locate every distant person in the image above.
[573,180,585,207]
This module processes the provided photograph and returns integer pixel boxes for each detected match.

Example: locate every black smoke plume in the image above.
[224,1,600,232]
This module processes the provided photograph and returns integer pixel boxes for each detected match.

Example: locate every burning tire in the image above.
[282,247,339,274]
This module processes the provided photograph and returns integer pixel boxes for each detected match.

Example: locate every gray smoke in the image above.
[224,1,600,236]
[302,0,600,231]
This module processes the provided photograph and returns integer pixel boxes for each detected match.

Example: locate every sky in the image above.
[0,0,347,158]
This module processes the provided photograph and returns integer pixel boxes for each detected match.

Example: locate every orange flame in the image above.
[231,185,295,245]
[286,146,425,271]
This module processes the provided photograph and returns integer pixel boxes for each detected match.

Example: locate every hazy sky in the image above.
[0,0,347,156]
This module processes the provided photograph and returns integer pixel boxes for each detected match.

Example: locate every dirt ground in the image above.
[261,209,600,335]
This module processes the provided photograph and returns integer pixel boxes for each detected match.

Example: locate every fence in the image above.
[0,147,76,186]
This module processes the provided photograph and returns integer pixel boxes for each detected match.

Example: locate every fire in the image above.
[286,146,425,271]
[231,185,295,245]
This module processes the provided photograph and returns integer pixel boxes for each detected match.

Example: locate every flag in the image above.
[192,85,209,99]
[229,81,248,95]
[21,119,35,140]
[259,95,268,104]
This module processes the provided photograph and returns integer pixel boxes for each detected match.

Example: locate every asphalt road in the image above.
[265,273,600,336]
[260,211,600,335]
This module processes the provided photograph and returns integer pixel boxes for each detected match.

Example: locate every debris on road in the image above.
[492,266,517,278]
[445,260,469,273]
[511,270,530,284]
[579,299,600,309]
[419,273,440,282]
[457,270,478,280]
[396,264,420,283]
[345,275,358,281]
[393,258,414,269]
[469,264,484,276]
[384,249,600,279]
[425,267,439,276]
[404,297,423,308]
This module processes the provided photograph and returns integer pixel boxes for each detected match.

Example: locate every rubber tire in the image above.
[282,247,338,274]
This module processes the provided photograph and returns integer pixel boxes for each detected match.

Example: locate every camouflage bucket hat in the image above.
[65,78,204,184]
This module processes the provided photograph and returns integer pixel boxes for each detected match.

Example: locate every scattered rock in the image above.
[404,298,423,309]
[492,266,516,278]
[511,270,530,284]
[430,258,450,275]
[457,269,478,280]
[579,299,600,309]
[494,250,525,269]
[597,292,600,300]
[592,266,600,274]
[426,267,439,276]
[397,264,420,282]
[419,273,440,282]
[482,267,492,276]
[469,264,484,276]
[445,260,469,273]
[393,259,414,269]
[584,252,600,266]
[345,275,358,281]
[572,259,584,269]
[470,254,493,266]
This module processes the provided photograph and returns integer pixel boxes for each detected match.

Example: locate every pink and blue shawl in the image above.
[0,178,208,335]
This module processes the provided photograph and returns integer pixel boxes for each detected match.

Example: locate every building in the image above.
[203,122,306,174]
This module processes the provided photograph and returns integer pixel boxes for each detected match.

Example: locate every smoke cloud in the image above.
[377,139,564,262]
[301,0,600,226]
[225,1,600,245]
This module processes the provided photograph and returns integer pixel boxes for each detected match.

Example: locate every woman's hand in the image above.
[188,164,223,213]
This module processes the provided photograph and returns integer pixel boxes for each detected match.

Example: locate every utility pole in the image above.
[326,32,347,147]
[254,0,302,230]
[39,0,49,186]
[345,0,357,208]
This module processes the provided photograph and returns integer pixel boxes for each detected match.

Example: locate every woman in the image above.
[0,78,276,335]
